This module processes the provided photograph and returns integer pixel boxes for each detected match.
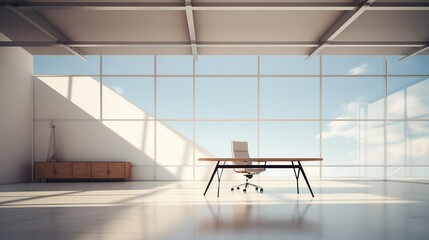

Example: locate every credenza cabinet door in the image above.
[34,162,131,181]
[124,162,131,179]
[108,163,125,179]
[54,163,73,179]
[73,163,91,179]
[91,163,108,178]
[34,163,54,179]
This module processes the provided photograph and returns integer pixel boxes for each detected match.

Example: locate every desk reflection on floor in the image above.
[199,200,320,236]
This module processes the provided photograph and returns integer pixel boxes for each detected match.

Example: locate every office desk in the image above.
[199,158,323,197]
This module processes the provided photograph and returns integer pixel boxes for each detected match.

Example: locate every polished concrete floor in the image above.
[0,180,428,240]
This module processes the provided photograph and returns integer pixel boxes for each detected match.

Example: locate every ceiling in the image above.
[0,0,428,58]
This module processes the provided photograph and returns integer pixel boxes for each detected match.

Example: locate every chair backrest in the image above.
[231,141,251,172]
[232,141,250,159]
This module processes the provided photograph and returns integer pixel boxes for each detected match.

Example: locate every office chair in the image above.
[230,141,265,193]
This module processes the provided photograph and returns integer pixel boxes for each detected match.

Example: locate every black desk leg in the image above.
[216,162,226,198]
[298,161,315,197]
[217,175,221,198]
[292,161,300,194]
[203,161,220,196]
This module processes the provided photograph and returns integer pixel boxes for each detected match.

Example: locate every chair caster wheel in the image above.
[260,188,263,193]
[243,189,247,193]
[255,187,258,190]
[231,188,234,191]
[237,187,240,190]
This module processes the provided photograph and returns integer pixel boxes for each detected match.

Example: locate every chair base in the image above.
[230,178,263,193]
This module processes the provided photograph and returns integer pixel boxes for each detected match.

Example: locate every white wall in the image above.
[0,33,33,184]
[33,76,167,180]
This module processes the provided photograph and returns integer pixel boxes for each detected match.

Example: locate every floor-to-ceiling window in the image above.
[322,56,385,179]
[33,55,429,181]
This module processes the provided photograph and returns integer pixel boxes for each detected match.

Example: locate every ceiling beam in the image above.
[368,6,429,11]
[2,2,429,11]
[185,0,198,60]
[0,41,426,48]
[4,4,86,59]
[307,0,376,59]
[400,45,429,60]
[329,42,426,48]
[194,5,429,11]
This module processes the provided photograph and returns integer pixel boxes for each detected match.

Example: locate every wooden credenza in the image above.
[34,162,131,181]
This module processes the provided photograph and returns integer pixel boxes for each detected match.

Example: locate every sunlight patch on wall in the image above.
[101,120,155,156]
[38,77,70,98]
[70,77,100,119]
[102,83,153,120]
[156,123,193,166]
[38,76,100,119]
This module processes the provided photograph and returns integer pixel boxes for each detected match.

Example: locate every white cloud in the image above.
[387,79,429,118]
[322,121,357,139]
[348,63,369,75]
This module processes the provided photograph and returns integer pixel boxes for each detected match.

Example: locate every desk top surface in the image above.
[198,158,322,162]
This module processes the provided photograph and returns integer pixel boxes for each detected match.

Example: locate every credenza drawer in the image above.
[34,162,131,181]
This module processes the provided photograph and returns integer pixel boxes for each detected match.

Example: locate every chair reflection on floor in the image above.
[201,199,315,232]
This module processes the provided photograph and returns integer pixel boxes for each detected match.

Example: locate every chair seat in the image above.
[246,168,265,174]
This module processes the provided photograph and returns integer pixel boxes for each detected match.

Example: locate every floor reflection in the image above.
[200,200,319,234]
[0,181,428,240]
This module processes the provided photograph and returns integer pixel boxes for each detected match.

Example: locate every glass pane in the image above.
[260,77,319,119]
[387,77,429,119]
[387,121,405,165]
[323,167,383,178]
[156,77,193,119]
[404,122,429,165]
[388,167,429,180]
[102,77,154,119]
[156,56,193,75]
[156,166,194,181]
[387,55,429,75]
[34,76,100,119]
[101,120,155,164]
[260,121,320,160]
[387,121,429,166]
[260,56,319,75]
[322,121,384,165]
[405,78,429,119]
[102,56,154,75]
[195,77,257,119]
[387,78,407,119]
[156,121,193,166]
[195,121,257,159]
[322,56,384,75]
[322,77,384,119]
[34,56,100,75]
[195,56,257,75]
